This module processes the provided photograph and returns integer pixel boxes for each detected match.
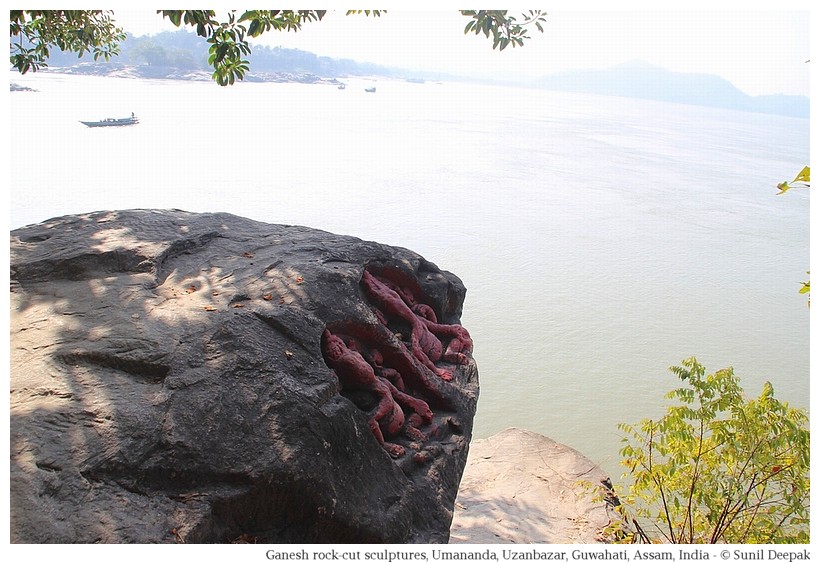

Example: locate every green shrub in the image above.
[608,357,809,544]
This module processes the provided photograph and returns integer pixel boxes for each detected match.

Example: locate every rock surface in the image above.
[10,209,478,544]
[449,428,614,544]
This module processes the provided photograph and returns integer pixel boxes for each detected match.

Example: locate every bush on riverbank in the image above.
[606,357,809,544]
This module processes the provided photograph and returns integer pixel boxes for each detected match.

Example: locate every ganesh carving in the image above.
[321,266,473,458]
[360,270,472,381]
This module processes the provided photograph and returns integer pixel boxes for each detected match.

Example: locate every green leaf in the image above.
[793,165,810,184]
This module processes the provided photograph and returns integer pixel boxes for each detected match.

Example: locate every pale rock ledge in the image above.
[450,428,616,544]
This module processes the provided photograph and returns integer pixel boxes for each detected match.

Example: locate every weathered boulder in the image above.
[10,209,479,544]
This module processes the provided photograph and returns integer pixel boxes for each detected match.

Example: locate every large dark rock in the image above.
[10,209,479,544]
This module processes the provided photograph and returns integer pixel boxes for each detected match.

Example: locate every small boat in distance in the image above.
[364,86,376,93]
[80,113,139,127]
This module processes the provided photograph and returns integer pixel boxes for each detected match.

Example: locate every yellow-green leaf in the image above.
[793,165,810,184]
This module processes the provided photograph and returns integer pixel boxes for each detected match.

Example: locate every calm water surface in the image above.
[9,72,810,477]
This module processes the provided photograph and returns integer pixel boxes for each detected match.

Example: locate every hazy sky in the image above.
[116,7,811,97]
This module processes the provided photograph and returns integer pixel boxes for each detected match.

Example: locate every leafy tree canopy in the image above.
[10,9,547,86]
[10,10,126,74]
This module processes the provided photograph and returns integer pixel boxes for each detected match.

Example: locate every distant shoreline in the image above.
[24,62,348,87]
[11,61,809,119]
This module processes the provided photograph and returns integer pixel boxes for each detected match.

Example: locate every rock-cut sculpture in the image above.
[321,267,473,458]
[360,270,473,381]
[322,329,432,458]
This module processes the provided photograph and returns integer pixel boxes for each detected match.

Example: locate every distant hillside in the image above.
[533,61,808,118]
[36,30,400,81]
[28,32,809,117]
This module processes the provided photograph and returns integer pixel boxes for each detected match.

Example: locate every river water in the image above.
[9,71,810,478]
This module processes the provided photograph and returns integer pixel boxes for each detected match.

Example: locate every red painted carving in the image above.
[321,266,471,458]
[368,348,406,391]
[361,270,469,382]
[322,329,432,458]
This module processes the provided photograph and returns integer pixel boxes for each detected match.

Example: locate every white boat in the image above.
[80,114,139,128]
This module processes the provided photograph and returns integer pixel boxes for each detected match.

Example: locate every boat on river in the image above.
[80,114,139,127]
[364,86,376,93]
